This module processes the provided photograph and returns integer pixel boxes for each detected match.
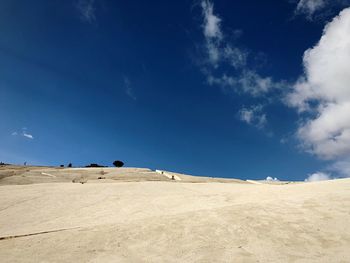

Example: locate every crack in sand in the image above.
[0,227,80,241]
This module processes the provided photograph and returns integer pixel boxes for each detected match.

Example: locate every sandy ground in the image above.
[0,166,350,262]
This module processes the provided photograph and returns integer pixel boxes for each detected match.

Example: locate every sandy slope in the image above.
[0,166,350,262]
[0,166,248,185]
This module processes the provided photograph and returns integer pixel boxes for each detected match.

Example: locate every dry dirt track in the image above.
[0,167,350,262]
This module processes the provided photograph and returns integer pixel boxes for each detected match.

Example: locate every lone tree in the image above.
[113,160,124,167]
[68,163,72,168]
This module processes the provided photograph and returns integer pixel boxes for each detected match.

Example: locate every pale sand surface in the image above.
[0,166,350,262]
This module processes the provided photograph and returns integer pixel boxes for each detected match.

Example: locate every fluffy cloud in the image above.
[76,0,96,24]
[329,159,350,177]
[266,176,279,181]
[200,0,282,96]
[239,105,267,129]
[305,172,331,181]
[287,8,350,161]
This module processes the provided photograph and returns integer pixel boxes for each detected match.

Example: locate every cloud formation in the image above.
[201,0,222,40]
[266,176,279,181]
[295,0,350,20]
[287,8,350,161]
[11,128,34,140]
[305,172,331,181]
[200,0,224,66]
[239,105,267,129]
[198,1,350,178]
[199,0,282,96]
[22,132,34,139]
[296,0,326,18]
[76,0,96,24]
[329,159,350,177]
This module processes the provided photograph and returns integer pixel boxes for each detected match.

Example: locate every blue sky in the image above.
[1,0,350,181]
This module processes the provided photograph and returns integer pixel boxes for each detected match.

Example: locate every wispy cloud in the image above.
[201,0,222,40]
[199,0,284,96]
[75,0,96,24]
[200,0,223,66]
[238,105,267,130]
[197,0,286,134]
[295,0,326,18]
[197,1,300,141]
[124,77,136,100]
[11,128,34,140]
[294,0,350,20]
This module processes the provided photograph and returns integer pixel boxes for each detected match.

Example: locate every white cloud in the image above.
[239,105,267,129]
[266,176,279,181]
[329,159,350,177]
[201,0,222,40]
[305,172,331,181]
[296,0,326,18]
[294,0,350,20]
[11,128,34,140]
[223,46,247,69]
[199,0,283,134]
[22,132,34,140]
[209,71,280,96]
[201,0,223,67]
[199,1,350,178]
[76,0,96,24]
[287,8,350,161]
[238,71,282,96]
[200,0,283,96]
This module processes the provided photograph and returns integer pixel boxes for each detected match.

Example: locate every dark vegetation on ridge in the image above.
[0,160,125,168]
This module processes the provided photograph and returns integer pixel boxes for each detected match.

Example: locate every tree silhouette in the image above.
[113,160,124,167]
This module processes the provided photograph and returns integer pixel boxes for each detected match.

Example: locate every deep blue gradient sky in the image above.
[1,0,348,180]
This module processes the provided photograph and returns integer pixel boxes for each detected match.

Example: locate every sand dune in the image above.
[0,166,349,262]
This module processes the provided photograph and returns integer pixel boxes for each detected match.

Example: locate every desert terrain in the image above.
[0,165,349,262]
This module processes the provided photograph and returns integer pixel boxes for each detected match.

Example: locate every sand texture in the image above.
[0,165,349,262]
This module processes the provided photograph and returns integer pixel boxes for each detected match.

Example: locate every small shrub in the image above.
[72,177,87,184]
